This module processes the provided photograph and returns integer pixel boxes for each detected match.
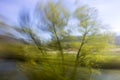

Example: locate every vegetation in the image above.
[0,0,116,80]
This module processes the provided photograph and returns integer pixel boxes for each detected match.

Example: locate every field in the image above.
[0,44,120,80]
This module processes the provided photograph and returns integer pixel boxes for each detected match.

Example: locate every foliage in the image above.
[0,0,114,80]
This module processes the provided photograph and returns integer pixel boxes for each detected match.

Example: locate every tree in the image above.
[15,9,49,54]
[71,6,112,80]
[35,1,70,75]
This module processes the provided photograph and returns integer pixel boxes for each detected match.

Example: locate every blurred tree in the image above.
[36,1,70,50]
[14,1,70,77]
[15,9,47,54]
[36,1,70,76]
[71,6,113,80]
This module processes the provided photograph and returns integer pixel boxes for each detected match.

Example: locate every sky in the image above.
[83,0,120,34]
[0,0,120,34]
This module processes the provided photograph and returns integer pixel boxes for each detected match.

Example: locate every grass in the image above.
[0,44,120,80]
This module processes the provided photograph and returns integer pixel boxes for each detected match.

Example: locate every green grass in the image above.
[0,44,120,80]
